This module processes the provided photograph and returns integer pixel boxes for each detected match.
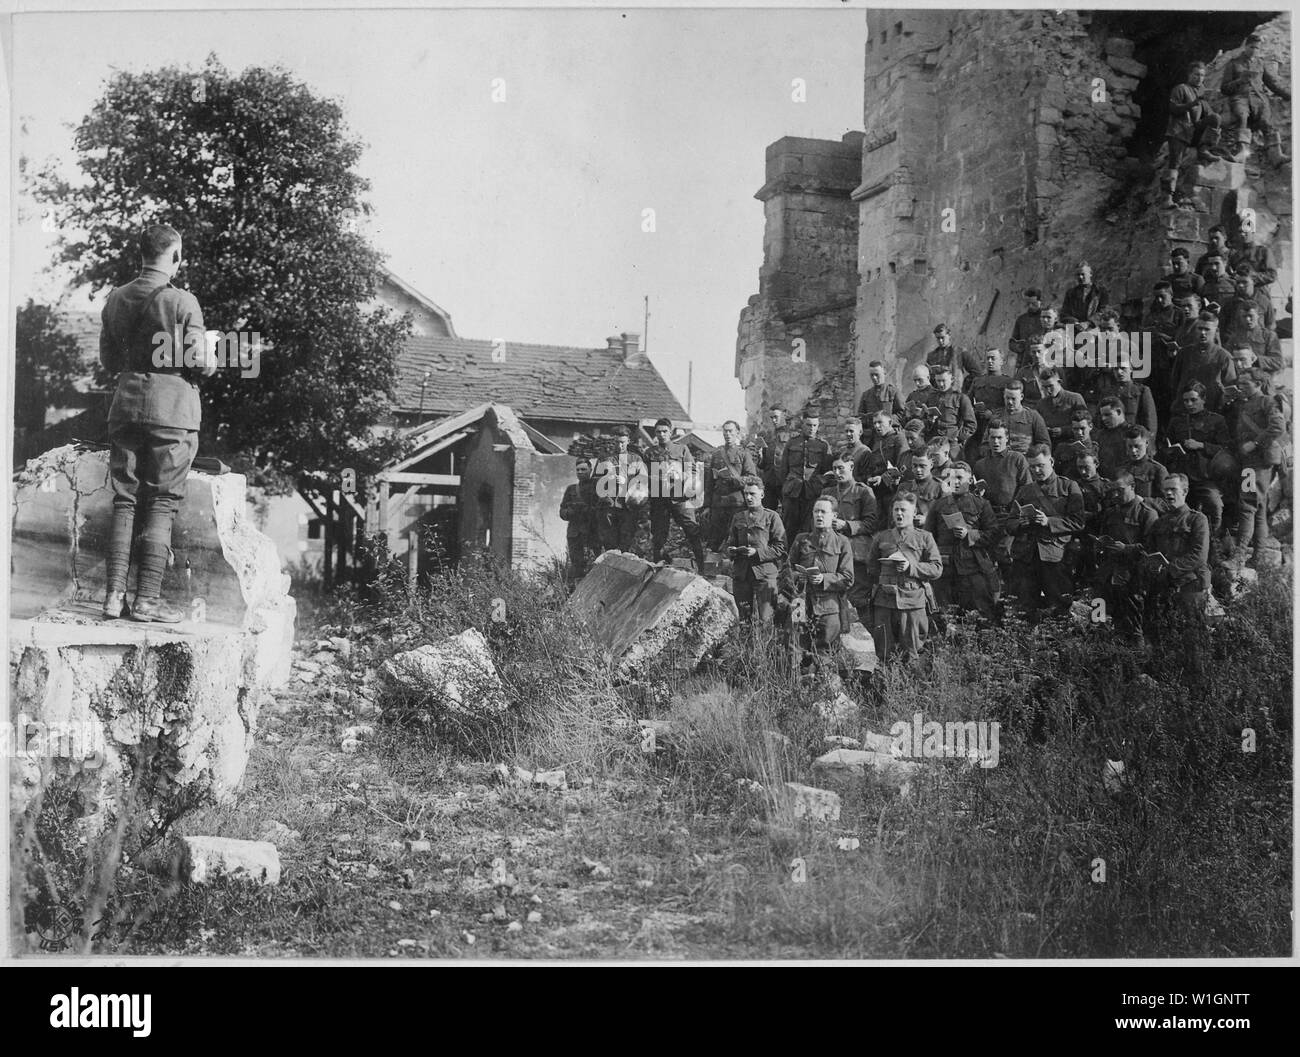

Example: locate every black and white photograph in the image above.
[3,1,1294,975]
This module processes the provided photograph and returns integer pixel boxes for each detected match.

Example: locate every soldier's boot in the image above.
[1230,138,1252,164]
[129,596,187,623]
[129,539,184,623]
[1159,173,1177,209]
[1268,130,1289,166]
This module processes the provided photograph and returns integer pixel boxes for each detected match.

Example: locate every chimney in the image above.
[620,332,641,359]
[606,336,622,352]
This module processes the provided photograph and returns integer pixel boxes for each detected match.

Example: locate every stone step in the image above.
[1192,159,1247,191]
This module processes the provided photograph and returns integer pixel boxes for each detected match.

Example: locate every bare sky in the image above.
[11,6,864,425]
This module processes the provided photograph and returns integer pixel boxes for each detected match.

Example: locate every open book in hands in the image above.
[1013,502,1046,521]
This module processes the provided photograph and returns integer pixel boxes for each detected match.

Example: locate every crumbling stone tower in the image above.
[737,9,1290,433]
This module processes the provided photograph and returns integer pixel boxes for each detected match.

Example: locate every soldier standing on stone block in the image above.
[861,492,944,662]
[1161,61,1223,209]
[924,462,998,619]
[560,459,599,580]
[778,410,833,535]
[99,223,215,623]
[726,477,786,624]
[702,419,757,553]
[1221,30,1291,166]
[645,417,706,571]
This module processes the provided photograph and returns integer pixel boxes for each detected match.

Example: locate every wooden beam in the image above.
[380,471,460,487]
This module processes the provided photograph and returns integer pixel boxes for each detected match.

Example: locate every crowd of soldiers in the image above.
[560,32,1290,666]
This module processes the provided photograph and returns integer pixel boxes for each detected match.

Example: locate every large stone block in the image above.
[568,551,739,681]
[382,628,508,717]
[9,617,258,829]
[1193,160,1246,191]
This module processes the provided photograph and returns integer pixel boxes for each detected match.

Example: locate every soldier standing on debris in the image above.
[1142,474,1212,617]
[823,456,879,626]
[860,492,944,662]
[1008,289,1045,362]
[858,361,906,421]
[726,477,786,624]
[1007,445,1086,619]
[1093,471,1159,633]
[924,462,998,619]
[1161,61,1222,209]
[99,223,215,623]
[1163,383,1233,535]
[560,459,599,579]
[703,420,758,553]
[645,417,706,571]
[1221,30,1291,166]
[778,410,833,534]
[922,363,976,461]
[783,496,855,657]
[1231,368,1286,557]
[593,427,645,555]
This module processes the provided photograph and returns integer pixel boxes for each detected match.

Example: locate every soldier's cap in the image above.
[654,417,673,429]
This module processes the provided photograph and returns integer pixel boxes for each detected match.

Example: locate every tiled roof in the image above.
[394,336,687,425]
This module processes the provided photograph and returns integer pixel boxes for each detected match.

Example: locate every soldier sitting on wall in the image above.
[1221,29,1291,166]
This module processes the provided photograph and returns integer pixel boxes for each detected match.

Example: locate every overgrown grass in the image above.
[13,545,1291,959]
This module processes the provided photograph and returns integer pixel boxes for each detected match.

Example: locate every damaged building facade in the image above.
[737,8,1292,430]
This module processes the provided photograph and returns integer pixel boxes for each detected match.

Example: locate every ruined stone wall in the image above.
[737,9,1291,420]
[735,133,863,433]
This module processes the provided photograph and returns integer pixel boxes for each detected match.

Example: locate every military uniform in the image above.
[784,527,854,652]
[1062,283,1109,326]
[560,479,599,578]
[897,474,944,526]
[1221,290,1276,335]
[1120,455,1170,501]
[1229,241,1278,290]
[1221,50,1290,156]
[593,451,646,554]
[922,388,976,459]
[1093,377,1158,437]
[644,439,706,568]
[1094,495,1159,632]
[1096,424,1129,478]
[726,506,787,623]
[1008,472,1086,617]
[836,441,873,487]
[863,431,908,508]
[1161,269,1205,301]
[1052,438,1099,483]
[965,372,1013,460]
[823,480,879,621]
[1170,343,1237,412]
[758,429,790,511]
[923,492,998,618]
[991,406,1049,456]
[1164,409,1233,532]
[973,449,1031,511]
[99,265,208,613]
[858,383,906,422]
[1221,323,1283,369]
[1233,392,1287,551]
[860,524,944,661]
[1144,504,1211,615]
[1008,312,1044,359]
[1035,388,1089,445]
[778,433,833,534]
[703,443,758,551]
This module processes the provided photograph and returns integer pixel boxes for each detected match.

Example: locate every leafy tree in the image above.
[14,300,87,433]
[33,55,411,491]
